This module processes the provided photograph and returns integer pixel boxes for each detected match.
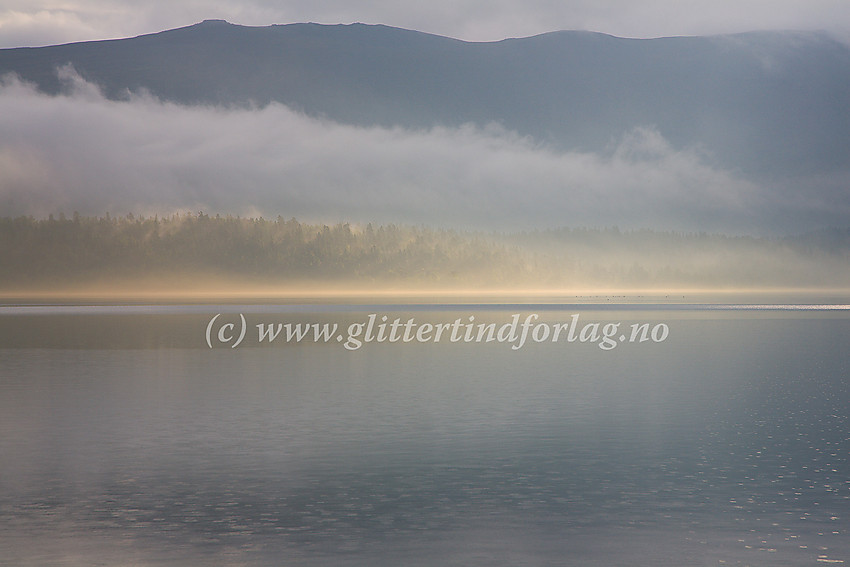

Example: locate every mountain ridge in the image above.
[2,21,849,181]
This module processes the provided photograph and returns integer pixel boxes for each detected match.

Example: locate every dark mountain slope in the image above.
[2,20,849,178]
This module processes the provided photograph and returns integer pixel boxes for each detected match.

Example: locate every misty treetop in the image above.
[0,213,526,286]
[0,213,848,290]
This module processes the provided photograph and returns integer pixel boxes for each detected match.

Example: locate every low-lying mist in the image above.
[1,68,848,235]
[2,214,848,298]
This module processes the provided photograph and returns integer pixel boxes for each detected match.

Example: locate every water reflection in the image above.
[0,307,847,565]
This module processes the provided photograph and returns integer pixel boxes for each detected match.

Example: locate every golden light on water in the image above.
[1,277,848,305]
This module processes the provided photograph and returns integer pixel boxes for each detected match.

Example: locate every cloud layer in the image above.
[2,0,850,48]
[0,70,844,234]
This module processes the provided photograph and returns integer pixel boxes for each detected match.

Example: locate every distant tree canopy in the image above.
[0,213,528,287]
[0,213,848,290]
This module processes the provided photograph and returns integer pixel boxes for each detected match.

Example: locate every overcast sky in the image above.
[2,0,850,48]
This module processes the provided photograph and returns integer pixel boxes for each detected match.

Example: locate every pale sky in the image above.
[2,0,850,48]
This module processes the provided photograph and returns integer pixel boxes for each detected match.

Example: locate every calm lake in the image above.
[1,302,848,566]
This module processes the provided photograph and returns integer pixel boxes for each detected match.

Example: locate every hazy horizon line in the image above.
[6,211,848,240]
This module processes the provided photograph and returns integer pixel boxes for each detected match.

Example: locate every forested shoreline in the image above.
[0,213,527,288]
[1,213,848,291]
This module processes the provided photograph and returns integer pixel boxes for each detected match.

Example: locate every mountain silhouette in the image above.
[2,19,849,180]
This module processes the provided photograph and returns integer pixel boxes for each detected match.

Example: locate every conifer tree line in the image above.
[0,213,527,286]
[0,212,848,288]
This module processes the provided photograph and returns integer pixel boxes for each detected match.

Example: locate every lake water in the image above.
[1,302,848,566]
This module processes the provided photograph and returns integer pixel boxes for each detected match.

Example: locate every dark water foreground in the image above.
[0,303,848,566]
